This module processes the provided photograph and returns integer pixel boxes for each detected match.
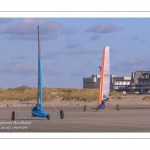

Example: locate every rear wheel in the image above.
[116,104,119,111]
[60,110,64,119]
[11,111,15,121]
[47,114,50,120]
[83,105,86,111]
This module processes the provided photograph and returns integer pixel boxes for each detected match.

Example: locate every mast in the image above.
[98,46,105,105]
[37,25,43,110]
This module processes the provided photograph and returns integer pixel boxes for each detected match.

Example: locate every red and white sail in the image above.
[98,46,110,105]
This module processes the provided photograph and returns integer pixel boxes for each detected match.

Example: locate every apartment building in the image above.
[83,71,150,94]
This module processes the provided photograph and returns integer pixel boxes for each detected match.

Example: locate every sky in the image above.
[0,18,150,89]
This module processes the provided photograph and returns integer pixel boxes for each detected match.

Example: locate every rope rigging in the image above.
[16,65,37,115]
[42,71,59,114]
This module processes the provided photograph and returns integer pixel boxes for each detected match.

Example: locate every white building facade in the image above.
[83,71,150,94]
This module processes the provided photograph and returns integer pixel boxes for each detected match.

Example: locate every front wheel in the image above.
[60,110,64,119]
[11,111,15,121]
[47,114,50,120]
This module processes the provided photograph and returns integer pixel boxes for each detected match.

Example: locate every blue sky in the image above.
[0,18,150,89]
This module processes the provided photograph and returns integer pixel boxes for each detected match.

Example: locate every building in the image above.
[83,71,150,94]
[83,75,100,89]
[130,71,150,94]
[83,74,131,91]
[110,75,131,92]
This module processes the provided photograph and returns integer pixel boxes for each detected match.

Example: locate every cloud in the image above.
[12,55,28,59]
[67,48,88,55]
[69,69,85,77]
[132,35,139,40]
[50,81,60,84]
[86,23,121,33]
[42,53,58,59]
[9,33,58,41]
[85,61,94,65]
[66,47,101,56]
[42,51,64,59]
[90,34,101,41]
[112,55,150,73]
[122,37,128,40]
[0,25,6,33]
[4,61,18,65]
[122,55,145,66]
[88,50,101,55]
[0,18,12,23]
[0,62,61,76]
[141,39,146,42]
[43,68,61,76]
[0,18,61,40]
[66,40,81,48]
[52,62,59,65]
[0,63,36,75]
[61,27,77,35]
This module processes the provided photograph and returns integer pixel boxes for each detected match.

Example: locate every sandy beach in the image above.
[0,95,150,132]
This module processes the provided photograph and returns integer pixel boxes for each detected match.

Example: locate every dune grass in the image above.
[0,85,137,102]
[142,96,150,101]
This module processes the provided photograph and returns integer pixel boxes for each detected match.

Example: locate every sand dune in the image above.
[0,95,150,108]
